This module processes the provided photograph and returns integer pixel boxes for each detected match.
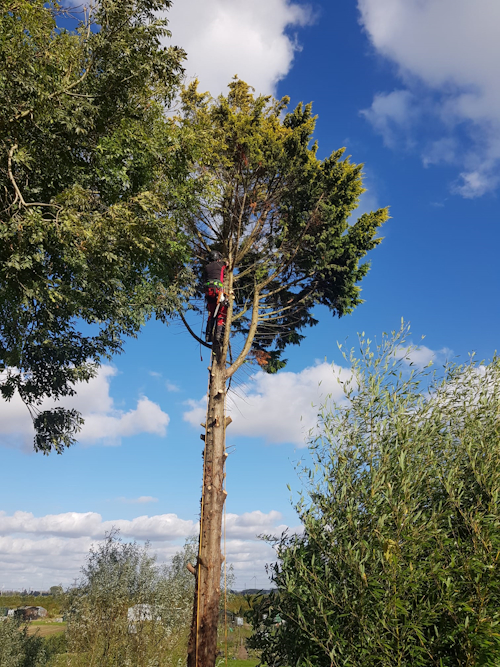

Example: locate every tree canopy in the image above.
[249,328,500,667]
[1,0,193,452]
[178,79,388,374]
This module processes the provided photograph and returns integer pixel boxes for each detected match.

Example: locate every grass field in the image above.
[26,620,261,665]
[27,621,67,637]
[217,660,260,666]
[49,657,261,667]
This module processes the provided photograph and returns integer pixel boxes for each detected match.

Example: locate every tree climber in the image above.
[205,250,228,343]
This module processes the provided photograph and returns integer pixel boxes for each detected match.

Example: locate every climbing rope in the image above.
[195,355,211,667]
[224,387,228,667]
[195,349,229,667]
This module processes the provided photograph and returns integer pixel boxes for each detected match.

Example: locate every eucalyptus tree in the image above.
[0,0,192,453]
[177,79,388,667]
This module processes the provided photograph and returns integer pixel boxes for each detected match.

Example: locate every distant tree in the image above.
[65,531,197,667]
[49,586,63,598]
[0,0,193,453]
[249,327,500,667]
[177,79,388,667]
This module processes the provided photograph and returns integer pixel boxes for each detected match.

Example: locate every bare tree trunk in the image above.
[187,338,227,667]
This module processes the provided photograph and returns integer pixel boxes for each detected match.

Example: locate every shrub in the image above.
[65,531,196,667]
[250,327,500,667]
[0,617,47,667]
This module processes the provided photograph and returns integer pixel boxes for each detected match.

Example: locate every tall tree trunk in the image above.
[187,338,227,667]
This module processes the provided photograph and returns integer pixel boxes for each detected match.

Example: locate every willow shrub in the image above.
[250,327,500,667]
[0,616,47,667]
[65,532,196,667]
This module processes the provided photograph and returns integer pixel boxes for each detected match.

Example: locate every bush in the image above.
[43,634,67,661]
[65,531,196,667]
[250,327,500,667]
[0,617,47,667]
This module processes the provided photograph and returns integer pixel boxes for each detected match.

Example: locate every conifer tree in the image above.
[177,79,388,667]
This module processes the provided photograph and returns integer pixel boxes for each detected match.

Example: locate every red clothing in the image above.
[205,260,227,327]
[206,286,227,326]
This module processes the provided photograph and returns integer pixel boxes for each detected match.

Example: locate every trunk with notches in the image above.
[187,268,254,667]
[187,336,227,667]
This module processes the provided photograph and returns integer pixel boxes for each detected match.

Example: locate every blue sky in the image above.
[1,0,499,591]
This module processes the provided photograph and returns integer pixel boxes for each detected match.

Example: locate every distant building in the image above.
[13,606,47,620]
[127,604,160,634]
[127,604,156,622]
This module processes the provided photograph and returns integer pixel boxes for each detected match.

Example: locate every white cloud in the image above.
[0,366,170,450]
[0,509,288,589]
[395,344,453,369]
[358,0,500,196]
[165,0,314,97]
[184,361,351,446]
[225,510,289,539]
[361,90,419,150]
[165,381,180,393]
[81,396,169,445]
[0,510,194,541]
[184,346,453,444]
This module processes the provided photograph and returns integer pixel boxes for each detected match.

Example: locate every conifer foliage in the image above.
[179,78,388,375]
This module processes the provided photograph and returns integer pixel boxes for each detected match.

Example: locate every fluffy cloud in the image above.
[184,361,351,446]
[0,510,195,541]
[0,509,289,589]
[164,0,314,96]
[184,346,454,444]
[225,510,289,539]
[358,0,500,196]
[0,366,169,450]
[360,90,419,150]
[395,344,453,369]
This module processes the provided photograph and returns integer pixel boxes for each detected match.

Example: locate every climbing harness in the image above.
[206,286,228,343]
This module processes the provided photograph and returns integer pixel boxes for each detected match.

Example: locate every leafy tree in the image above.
[249,327,500,667]
[0,0,192,453]
[177,79,388,667]
[48,586,63,598]
[65,531,196,667]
